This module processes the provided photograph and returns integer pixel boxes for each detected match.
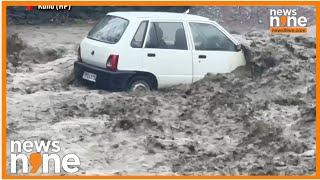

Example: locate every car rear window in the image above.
[87,15,129,44]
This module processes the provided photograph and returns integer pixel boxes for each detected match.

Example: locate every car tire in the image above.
[128,76,151,92]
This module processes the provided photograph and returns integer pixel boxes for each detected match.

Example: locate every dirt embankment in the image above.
[7,6,189,25]
[189,6,315,34]
[6,26,315,175]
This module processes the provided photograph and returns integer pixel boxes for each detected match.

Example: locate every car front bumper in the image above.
[74,61,135,91]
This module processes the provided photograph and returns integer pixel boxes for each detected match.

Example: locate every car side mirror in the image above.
[236,44,242,51]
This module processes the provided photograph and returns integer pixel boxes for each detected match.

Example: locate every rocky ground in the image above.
[7,6,315,33]
[6,22,315,175]
[189,6,315,34]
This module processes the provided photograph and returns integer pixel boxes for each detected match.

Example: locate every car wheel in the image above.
[128,76,151,92]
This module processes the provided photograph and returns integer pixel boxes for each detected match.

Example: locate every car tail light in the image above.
[77,46,82,61]
[106,54,119,71]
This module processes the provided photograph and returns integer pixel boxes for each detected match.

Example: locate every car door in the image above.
[118,20,149,71]
[141,20,193,88]
[188,22,246,82]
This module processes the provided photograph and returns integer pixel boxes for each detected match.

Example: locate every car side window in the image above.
[189,22,236,51]
[145,22,188,50]
[131,21,148,48]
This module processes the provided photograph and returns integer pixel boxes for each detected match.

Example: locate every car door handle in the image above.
[198,55,206,59]
[147,53,156,57]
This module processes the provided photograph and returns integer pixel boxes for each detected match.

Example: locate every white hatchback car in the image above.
[74,12,246,91]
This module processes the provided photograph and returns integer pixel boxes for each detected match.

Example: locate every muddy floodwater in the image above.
[6,24,315,175]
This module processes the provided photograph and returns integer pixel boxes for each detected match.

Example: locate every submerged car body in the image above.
[74,12,246,91]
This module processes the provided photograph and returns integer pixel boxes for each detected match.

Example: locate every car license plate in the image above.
[82,71,97,82]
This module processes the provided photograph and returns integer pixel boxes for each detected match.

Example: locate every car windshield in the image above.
[87,15,129,44]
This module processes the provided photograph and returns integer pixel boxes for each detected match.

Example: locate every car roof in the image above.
[107,11,210,21]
